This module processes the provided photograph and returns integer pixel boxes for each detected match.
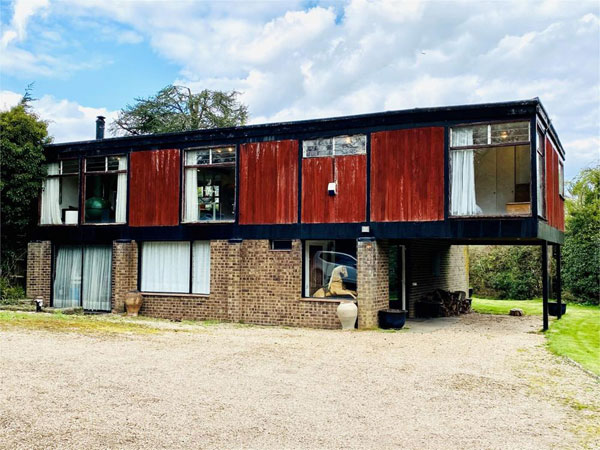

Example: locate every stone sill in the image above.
[141,292,209,299]
[300,297,357,304]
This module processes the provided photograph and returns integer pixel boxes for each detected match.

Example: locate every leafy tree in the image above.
[0,92,51,292]
[562,165,600,304]
[110,85,249,136]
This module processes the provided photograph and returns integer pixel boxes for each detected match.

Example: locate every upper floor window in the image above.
[536,128,546,218]
[83,155,127,224]
[40,160,79,225]
[183,147,236,222]
[559,161,565,198]
[303,134,366,158]
[449,121,531,217]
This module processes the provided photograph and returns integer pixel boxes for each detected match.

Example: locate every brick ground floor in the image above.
[27,239,468,329]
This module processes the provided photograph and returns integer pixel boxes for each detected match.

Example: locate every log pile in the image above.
[415,289,471,318]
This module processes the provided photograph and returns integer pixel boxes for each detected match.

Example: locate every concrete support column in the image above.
[357,239,389,329]
[111,240,138,313]
[26,241,52,306]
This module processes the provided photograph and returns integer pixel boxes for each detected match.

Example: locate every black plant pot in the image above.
[378,309,407,330]
[548,302,567,317]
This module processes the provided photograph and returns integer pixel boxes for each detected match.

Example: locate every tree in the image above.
[110,85,249,136]
[0,93,51,295]
[562,165,600,304]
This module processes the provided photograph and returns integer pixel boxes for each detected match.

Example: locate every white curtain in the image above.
[115,157,128,223]
[192,241,210,294]
[40,163,62,225]
[53,246,82,308]
[141,241,190,293]
[184,151,198,222]
[451,128,474,147]
[450,150,478,216]
[82,246,112,311]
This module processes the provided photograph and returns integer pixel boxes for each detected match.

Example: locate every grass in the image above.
[472,298,600,376]
[0,311,177,335]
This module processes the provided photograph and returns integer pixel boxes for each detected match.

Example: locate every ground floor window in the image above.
[140,241,210,294]
[53,245,111,310]
[304,240,357,299]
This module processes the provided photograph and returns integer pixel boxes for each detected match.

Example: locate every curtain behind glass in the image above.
[54,246,82,307]
[192,241,210,294]
[450,150,478,216]
[82,246,112,311]
[451,128,474,147]
[184,151,198,222]
[141,242,190,292]
[115,157,128,223]
[41,163,62,225]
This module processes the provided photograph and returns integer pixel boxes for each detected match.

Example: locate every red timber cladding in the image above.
[129,149,181,227]
[239,140,298,224]
[545,137,565,231]
[301,154,367,223]
[370,127,445,222]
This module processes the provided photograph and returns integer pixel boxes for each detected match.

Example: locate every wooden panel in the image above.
[371,127,445,222]
[545,138,565,231]
[129,149,181,227]
[239,140,298,224]
[301,155,367,223]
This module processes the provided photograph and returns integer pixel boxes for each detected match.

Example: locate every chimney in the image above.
[96,116,105,140]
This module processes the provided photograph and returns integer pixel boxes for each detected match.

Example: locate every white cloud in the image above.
[2,0,598,177]
[0,89,118,143]
[1,0,49,46]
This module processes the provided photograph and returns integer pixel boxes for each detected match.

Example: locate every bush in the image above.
[470,246,543,300]
[0,277,26,304]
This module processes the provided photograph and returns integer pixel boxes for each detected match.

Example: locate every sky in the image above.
[0,0,598,178]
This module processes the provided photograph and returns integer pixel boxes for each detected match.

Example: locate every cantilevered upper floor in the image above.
[35,98,565,244]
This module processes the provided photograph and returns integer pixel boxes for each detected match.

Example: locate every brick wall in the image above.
[357,239,389,328]
[406,241,469,317]
[26,241,52,306]
[111,240,138,313]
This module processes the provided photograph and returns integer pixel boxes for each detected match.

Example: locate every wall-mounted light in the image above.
[328,182,337,196]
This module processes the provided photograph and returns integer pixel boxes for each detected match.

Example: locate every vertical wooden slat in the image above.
[371,127,445,222]
[239,140,298,224]
[129,149,181,227]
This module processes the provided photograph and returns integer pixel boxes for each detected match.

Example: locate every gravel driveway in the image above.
[1,313,598,450]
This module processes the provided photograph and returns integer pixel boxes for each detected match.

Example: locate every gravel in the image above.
[1,313,598,450]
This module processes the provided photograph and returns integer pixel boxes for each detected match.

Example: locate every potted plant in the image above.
[378,309,407,329]
[124,290,143,316]
[548,302,567,317]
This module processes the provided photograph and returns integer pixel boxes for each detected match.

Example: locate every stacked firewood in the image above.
[416,289,471,317]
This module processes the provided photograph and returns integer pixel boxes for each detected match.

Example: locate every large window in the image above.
[140,241,210,294]
[40,160,79,225]
[83,155,127,223]
[536,128,546,217]
[183,147,235,222]
[53,245,112,311]
[304,240,357,299]
[450,121,532,216]
[303,134,366,158]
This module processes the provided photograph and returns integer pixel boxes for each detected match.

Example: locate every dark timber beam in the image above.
[542,241,549,331]
[556,244,562,320]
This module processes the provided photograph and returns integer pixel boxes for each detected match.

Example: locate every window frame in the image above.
[303,240,358,299]
[270,240,293,251]
[139,240,211,295]
[39,158,81,226]
[302,134,367,158]
[536,126,547,219]
[82,154,128,225]
[182,146,237,224]
[448,120,533,218]
[558,160,565,199]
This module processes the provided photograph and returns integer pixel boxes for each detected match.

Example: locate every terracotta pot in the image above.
[337,300,358,330]
[124,290,143,316]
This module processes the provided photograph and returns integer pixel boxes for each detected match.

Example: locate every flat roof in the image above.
[46,98,564,156]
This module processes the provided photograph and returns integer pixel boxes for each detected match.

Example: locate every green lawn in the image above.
[472,298,600,376]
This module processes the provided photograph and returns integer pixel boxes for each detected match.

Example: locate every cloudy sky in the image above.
[1,0,598,177]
